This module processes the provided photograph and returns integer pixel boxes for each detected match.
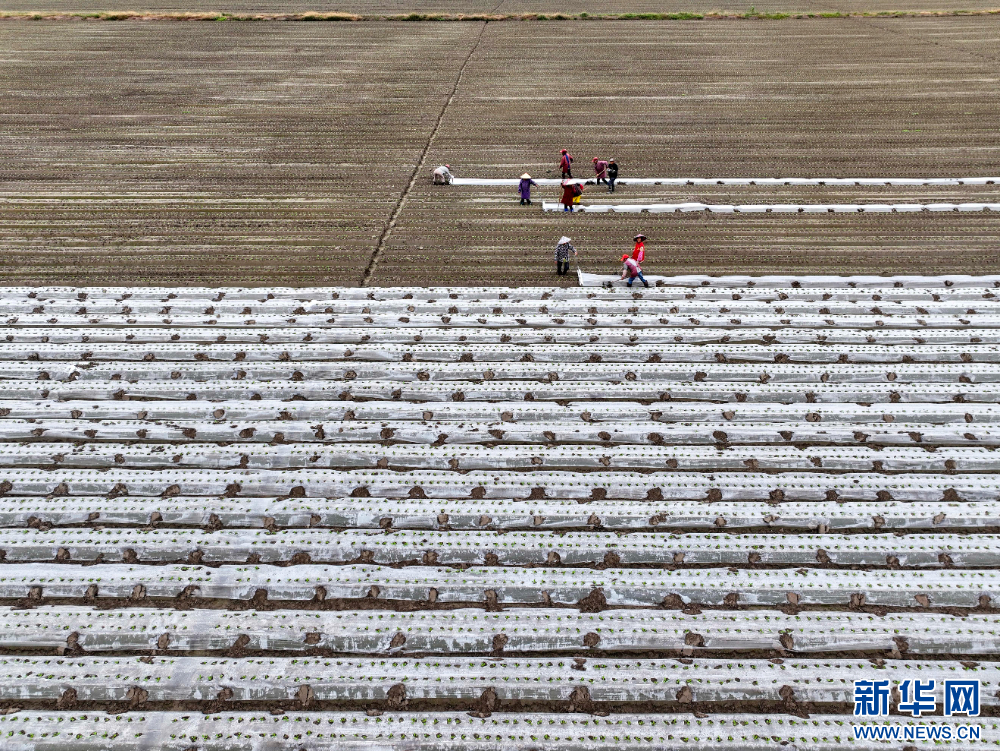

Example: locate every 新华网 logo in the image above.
[853,679,980,717]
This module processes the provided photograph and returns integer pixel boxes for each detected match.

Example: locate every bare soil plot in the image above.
[383,185,1000,286]
[429,18,1000,178]
[1,18,998,287]
[0,22,479,285]
[374,17,1000,285]
[853,12,1000,57]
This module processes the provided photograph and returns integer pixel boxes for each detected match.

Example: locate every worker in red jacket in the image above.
[560,180,583,212]
[560,149,574,179]
[631,234,647,264]
[592,157,609,186]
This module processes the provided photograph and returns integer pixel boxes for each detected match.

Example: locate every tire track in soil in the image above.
[360,21,490,287]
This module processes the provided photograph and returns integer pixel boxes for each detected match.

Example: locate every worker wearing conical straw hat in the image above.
[632,234,647,264]
[555,236,577,276]
[518,173,537,205]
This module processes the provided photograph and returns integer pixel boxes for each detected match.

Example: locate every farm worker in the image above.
[560,180,582,212]
[592,157,609,186]
[631,233,646,264]
[518,173,537,205]
[560,149,574,179]
[432,165,453,184]
[621,254,649,288]
[606,158,619,193]
[555,236,577,276]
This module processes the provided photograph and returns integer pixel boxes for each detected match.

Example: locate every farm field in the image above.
[0,278,998,748]
[0,22,481,286]
[387,184,1000,285]
[1,0,999,742]
[379,16,1000,284]
[2,18,1000,286]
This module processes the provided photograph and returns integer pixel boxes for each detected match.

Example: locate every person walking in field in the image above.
[555,236,577,276]
[560,180,583,212]
[518,173,537,205]
[631,233,646,264]
[560,149,574,179]
[592,157,609,186]
[432,165,453,184]
[606,158,619,193]
[621,254,649,288]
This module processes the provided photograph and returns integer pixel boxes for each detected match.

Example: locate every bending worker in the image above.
[432,165,453,184]
[560,180,582,212]
[621,254,649,288]
[592,157,608,186]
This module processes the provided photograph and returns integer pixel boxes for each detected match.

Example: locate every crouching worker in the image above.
[432,165,453,184]
[620,253,648,287]
[556,236,577,276]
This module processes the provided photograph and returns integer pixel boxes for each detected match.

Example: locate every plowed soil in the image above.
[1,17,999,286]
[4,0,1000,14]
[386,16,1000,285]
[0,22,482,285]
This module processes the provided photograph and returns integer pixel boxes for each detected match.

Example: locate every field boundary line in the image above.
[360,20,489,287]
